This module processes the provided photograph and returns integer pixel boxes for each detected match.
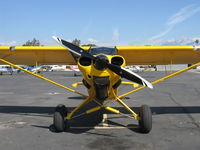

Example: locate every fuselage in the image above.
[77,47,126,101]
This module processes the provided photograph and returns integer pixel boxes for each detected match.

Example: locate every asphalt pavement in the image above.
[0,71,200,150]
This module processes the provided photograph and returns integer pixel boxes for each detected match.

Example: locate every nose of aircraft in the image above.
[94,55,109,70]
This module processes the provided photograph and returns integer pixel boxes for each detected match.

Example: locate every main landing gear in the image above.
[53,104,68,132]
[138,105,152,133]
[53,104,152,133]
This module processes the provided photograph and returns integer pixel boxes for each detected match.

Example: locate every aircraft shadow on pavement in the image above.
[1,105,200,134]
[1,105,200,115]
[68,96,85,100]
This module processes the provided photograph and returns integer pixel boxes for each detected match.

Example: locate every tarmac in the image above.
[0,71,200,150]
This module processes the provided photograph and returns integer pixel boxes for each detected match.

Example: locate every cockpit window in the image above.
[89,47,117,55]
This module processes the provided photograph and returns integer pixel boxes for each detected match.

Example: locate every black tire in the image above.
[138,105,152,133]
[53,104,68,132]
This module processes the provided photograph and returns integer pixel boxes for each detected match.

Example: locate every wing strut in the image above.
[0,58,87,98]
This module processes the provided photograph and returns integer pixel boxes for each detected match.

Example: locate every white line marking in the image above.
[0,92,14,95]
[70,126,135,129]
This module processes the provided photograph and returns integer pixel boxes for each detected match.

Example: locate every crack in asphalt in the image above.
[194,87,200,96]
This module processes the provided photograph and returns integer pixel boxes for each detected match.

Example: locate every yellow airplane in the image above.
[0,36,200,133]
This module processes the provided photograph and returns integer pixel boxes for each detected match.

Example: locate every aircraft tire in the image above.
[53,104,68,132]
[138,105,152,133]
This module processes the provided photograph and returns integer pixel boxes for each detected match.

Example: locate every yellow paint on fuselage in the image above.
[78,54,126,99]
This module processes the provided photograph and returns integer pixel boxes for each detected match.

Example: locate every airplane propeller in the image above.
[52,36,153,89]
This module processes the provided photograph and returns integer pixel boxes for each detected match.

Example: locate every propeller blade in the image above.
[53,36,153,89]
[107,64,153,89]
[52,36,95,60]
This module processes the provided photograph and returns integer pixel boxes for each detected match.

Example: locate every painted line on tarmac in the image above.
[0,92,14,95]
[70,126,134,129]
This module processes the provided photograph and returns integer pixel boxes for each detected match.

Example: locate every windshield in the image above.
[89,47,117,55]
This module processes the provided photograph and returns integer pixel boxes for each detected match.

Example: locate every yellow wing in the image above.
[0,46,90,65]
[1,45,200,65]
[116,46,200,65]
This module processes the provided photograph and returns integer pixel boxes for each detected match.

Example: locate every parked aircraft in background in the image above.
[16,65,41,73]
[196,66,200,71]
[31,66,42,73]
[49,65,69,71]
[126,65,143,73]
[0,65,13,75]
[70,65,80,76]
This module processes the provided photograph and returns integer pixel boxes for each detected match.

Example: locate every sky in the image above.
[0,0,200,46]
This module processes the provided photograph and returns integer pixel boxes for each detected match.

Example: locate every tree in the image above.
[81,44,96,47]
[72,38,81,46]
[195,39,199,45]
[22,38,41,46]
